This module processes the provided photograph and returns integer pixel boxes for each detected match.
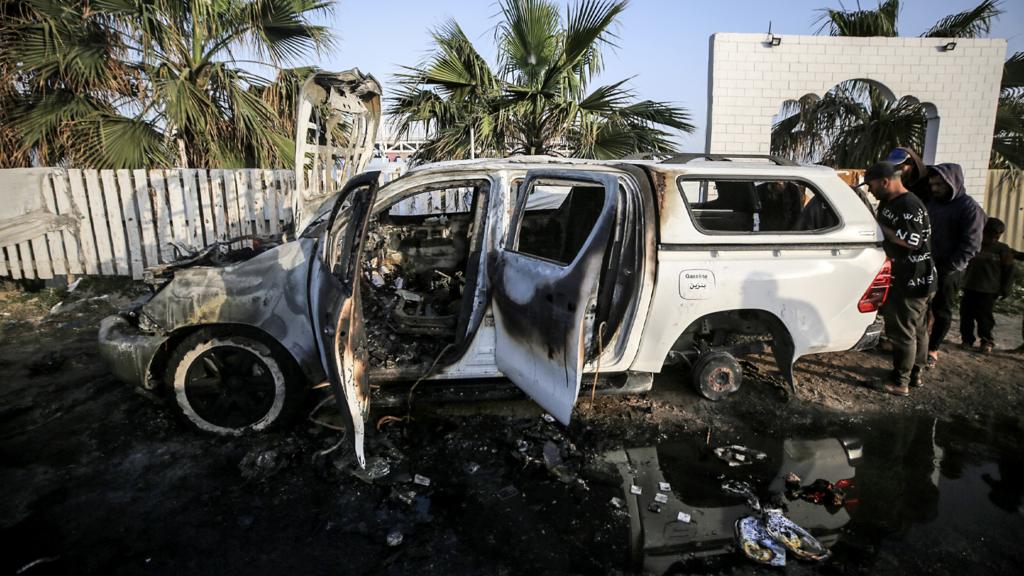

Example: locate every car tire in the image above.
[691,351,742,401]
[166,330,302,435]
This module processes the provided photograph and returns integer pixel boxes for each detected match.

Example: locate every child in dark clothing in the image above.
[960,218,1015,354]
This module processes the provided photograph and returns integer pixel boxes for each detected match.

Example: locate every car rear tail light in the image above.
[858,259,891,313]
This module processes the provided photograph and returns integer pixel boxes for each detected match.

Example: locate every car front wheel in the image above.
[167,331,300,435]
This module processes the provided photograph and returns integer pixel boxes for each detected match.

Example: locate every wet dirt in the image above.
[2,280,1023,575]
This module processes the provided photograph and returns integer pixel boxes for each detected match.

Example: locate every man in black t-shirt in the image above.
[865,162,937,396]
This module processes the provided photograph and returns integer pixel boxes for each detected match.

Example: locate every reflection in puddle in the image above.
[607,416,1024,575]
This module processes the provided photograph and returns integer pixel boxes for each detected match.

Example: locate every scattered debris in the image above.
[647,502,662,513]
[714,444,768,467]
[463,461,480,475]
[676,511,692,523]
[763,508,830,561]
[495,485,519,501]
[610,497,625,509]
[721,479,761,512]
[787,477,851,510]
[658,481,671,492]
[349,456,391,484]
[541,413,556,424]
[386,529,404,547]
[413,474,431,487]
[629,485,643,495]
[393,489,417,506]
[653,492,668,504]
[16,557,59,574]
[736,516,786,566]
[239,447,288,482]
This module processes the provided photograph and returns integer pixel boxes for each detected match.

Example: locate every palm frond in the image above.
[815,0,900,37]
[924,0,1002,38]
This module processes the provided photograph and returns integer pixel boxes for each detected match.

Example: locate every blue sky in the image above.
[303,0,1024,149]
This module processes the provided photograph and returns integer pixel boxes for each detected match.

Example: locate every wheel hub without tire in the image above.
[184,347,276,429]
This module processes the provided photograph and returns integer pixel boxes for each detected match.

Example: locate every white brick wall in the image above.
[706,33,1006,207]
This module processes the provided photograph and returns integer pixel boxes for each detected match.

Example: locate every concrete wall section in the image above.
[706,33,1006,206]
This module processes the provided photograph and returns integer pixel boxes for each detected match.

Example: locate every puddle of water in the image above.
[609,415,1024,574]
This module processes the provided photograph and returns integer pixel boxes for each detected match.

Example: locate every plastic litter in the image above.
[648,502,662,513]
[714,445,768,467]
[736,516,786,566]
[464,461,480,475]
[541,413,556,423]
[386,529,404,547]
[349,456,391,484]
[610,497,626,509]
[763,508,830,561]
[629,485,643,495]
[413,474,431,487]
[721,479,761,512]
[496,485,519,501]
[658,481,671,492]
[654,492,668,504]
[676,511,692,523]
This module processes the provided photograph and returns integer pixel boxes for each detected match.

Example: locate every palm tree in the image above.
[991,51,1024,170]
[816,0,1002,38]
[0,0,333,169]
[772,1,1005,166]
[388,0,694,162]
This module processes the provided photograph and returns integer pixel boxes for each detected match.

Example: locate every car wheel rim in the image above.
[184,346,277,430]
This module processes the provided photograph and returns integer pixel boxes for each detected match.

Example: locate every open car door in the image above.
[491,169,621,425]
[309,172,380,468]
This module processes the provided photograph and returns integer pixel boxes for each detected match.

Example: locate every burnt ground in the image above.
[2,280,1023,576]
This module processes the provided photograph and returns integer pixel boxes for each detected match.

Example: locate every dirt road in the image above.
[2,282,1022,575]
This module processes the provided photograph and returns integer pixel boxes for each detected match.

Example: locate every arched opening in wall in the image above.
[770,78,929,169]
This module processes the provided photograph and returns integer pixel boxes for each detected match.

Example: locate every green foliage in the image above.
[784,1,1007,168]
[991,52,1024,170]
[0,1,334,169]
[388,0,694,162]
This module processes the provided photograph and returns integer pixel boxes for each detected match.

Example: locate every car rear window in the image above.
[676,177,839,234]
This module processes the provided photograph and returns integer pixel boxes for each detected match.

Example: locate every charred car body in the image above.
[99,74,889,466]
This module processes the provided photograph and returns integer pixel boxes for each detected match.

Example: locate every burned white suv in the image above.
[99,154,888,466]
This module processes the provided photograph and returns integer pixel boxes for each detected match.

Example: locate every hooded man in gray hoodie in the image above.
[925,163,986,367]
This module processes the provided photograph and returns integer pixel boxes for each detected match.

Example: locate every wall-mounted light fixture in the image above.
[943,41,957,52]
[768,34,782,47]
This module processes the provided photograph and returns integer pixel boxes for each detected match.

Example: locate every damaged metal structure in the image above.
[99,71,889,463]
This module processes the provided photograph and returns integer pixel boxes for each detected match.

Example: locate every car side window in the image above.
[678,178,838,234]
[512,180,608,266]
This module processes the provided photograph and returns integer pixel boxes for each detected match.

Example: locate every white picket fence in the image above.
[0,168,295,280]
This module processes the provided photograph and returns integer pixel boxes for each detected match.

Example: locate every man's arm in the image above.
[1000,247,1015,298]
[949,203,985,271]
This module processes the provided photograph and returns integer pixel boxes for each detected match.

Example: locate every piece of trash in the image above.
[785,472,802,491]
[16,557,59,575]
[349,456,391,484]
[677,511,692,523]
[714,445,768,467]
[413,474,431,487]
[648,502,662,513]
[658,481,671,492]
[541,413,556,423]
[629,485,643,495]
[654,492,669,504]
[370,271,386,287]
[394,490,417,506]
[386,529,404,547]
[788,478,849,509]
[67,278,82,292]
[464,461,480,475]
[721,480,761,512]
[763,508,830,561]
[516,439,530,452]
[610,497,625,509]
[496,485,519,501]
[736,516,786,566]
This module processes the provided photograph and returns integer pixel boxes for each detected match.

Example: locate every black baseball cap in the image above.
[862,161,899,185]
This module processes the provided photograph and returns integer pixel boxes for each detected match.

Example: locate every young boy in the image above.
[960,218,1015,354]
